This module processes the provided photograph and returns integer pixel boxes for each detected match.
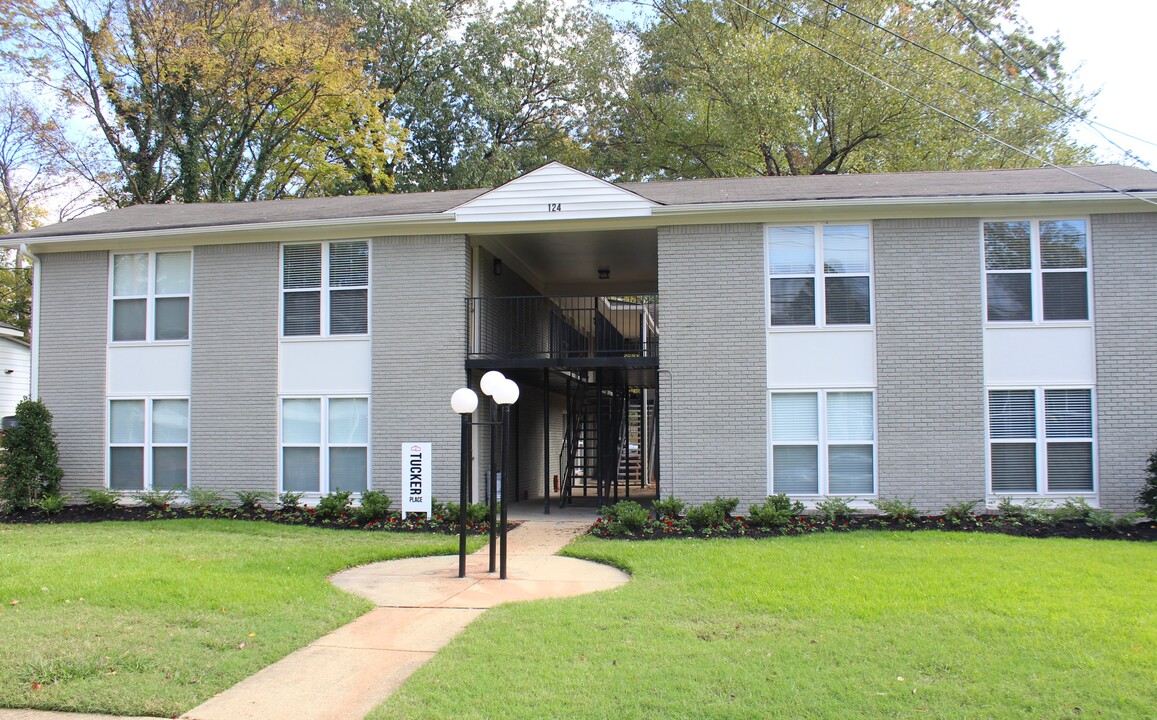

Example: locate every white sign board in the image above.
[401,442,432,518]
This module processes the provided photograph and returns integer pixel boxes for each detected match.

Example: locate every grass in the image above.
[374,532,1156,720]
[0,519,484,717]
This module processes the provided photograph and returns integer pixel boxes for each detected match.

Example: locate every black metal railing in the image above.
[468,295,658,361]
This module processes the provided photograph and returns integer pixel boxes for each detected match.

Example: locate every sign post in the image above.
[401,442,432,518]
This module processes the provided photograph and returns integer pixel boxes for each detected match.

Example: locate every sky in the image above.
[1015,0,1157,170]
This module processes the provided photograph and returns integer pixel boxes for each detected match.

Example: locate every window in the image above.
[282,241,369,337]
[984,219,1089,322]
[770,391,875,495]
[111,251,191,341]
[108,399,189,491]
[767,224,871,327]
[281,397,369,493]
[988,388,1094,494]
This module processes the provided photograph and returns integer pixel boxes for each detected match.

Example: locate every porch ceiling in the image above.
[473,228,657,295]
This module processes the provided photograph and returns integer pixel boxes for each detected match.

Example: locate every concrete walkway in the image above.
[0,507,622,720]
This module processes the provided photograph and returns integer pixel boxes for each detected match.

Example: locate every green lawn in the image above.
[0,520,481,717]
[375,533,1156,720]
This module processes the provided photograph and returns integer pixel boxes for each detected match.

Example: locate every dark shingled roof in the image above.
[7,164,1156,241]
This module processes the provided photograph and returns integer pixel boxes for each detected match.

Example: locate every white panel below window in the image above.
[280,339,371,394]
[984,326,1094,385]
[108,345,192,396]
[767,330,875,388]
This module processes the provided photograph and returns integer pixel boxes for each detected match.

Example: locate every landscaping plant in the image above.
[79,488,120,512]
[0,399,64,512]
[354,490,393,523]
[747,494,804,529]
[869,496,919,523]
[814,495,857,523]
[1140,450,1157,520]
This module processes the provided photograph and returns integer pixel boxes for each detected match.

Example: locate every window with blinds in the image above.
[771,390,875,496]
[283,241,369,337]
[984,219,1089,323]
[768,224,871,327]
[111,251,191,342]
[281,397,370,494]
[108,398,189,491]
[988,388,1094,494]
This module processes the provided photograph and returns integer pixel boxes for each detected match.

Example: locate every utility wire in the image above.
[718,0,1157,206]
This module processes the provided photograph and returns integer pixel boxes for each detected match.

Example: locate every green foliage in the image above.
[315,491,353,522]
[870,496,919,522]
[685,497,738,529]
[814,496,858,523]
[354,490,393,523]
[135,489,178,510]
[443,501,491,525]
[0,399,64,511]
[35,491,67,515]
[1139,450,1157,520]
[233,490,272,512]
[187,487,225,510]
[942,499,979,526]
[747,494,804,528]
[651,496,686,521]
[599,500,650,533]
[996,497,1055,526]
[80,488,120,512]
[278,491,304,510]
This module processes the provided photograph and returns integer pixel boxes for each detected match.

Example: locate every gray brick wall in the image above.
[657,224,767,508]
[1091,212,1157,513]
[37,251,108,493]
[371,235,470,502]
[874,218,986,511]
[189,243,279,494]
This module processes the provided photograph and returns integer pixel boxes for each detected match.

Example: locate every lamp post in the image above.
[450,388,478,578]
[491,377,520,579]
[479,370,506,573]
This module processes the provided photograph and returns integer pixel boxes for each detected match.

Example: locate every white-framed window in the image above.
[983,219,1090,323]
[282,241,369,337]
[280,396,370,493]
[769,390,876,495]
[767,224,872,327]
[987,387,1095,494]
[108,398,189,491]
[110,251,192,342]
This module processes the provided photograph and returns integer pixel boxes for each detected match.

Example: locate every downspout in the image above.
[19,243,40,400]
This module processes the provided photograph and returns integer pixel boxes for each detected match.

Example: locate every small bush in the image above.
[234,490,272,512]
[188,487,225,510]
[36,492,68,515]
[1052,497,1095,522]
[747,494,803,528]
[0,399,64,511]
[315,491,353,522]
[685,500,727,529]
[599,500,650,532]
[136,489,178,510]
[997,497,1054,525]
[814,496,858,523]
[443,501,490,525]
[80,488,121,512]
[870,496,919,522]
[942,499,979,525]
[1139,450,1157,520]
[278,491,304,510]
[651,496,686,521]
[355,490,393,523]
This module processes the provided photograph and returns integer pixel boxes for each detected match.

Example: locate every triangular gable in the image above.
[447,162,655,222]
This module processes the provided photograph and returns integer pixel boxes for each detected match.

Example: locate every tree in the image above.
[597,0,1093,179]
[0,399,63,512]
[4,0,403,205]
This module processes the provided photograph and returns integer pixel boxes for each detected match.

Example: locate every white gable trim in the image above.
[447,162,656,223]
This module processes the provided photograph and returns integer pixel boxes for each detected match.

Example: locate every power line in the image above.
[718,0,1157,207]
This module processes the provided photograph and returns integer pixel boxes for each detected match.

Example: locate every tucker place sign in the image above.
[401,442,432,518]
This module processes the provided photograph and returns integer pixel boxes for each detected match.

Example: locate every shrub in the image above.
[870,496,919,522]
[996,497,1054,526]
[684,497,738,529]
[0,399,64,511]
[315,491,352,522]
[651,496,686,521]
[36,492,68,515]
[942,499,979,525]
[747,494,804,528]
[599,500,650,532]
[278,491,304,510]
[355,490,393,523]
[136,489,178,510]
[188,487,225,510]
[444,501,490,525]
[1052,497,1095,522]
[1139,450,1157,520]
[814,496,858,523]
[234,490,272,512]
[80,488,121,512]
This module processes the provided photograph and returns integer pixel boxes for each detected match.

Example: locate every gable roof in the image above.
[5,163,1156,243]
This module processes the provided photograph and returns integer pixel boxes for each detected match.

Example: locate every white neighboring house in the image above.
[0,323,31,418]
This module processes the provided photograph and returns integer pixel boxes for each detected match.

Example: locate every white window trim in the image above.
[985,385,1098,497]
[278,395,372,495]
[981,217,1093,326]
[765,223,874,330]
[106,396,190,491]
[767,388,878,497]
[280,241,371,339]
[108,250,193,345]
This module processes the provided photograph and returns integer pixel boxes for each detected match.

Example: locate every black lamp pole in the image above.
[458,411,471,578]
[500,403,512,579]
[487,401,498,573]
